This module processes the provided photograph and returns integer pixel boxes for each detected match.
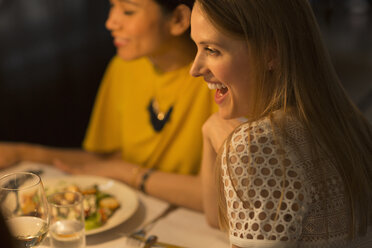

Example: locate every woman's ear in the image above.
[168,4,191,36]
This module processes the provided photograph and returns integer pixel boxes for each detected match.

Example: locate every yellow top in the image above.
[83,56,217,175]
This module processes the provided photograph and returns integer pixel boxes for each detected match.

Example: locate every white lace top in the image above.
[221,115,372,247]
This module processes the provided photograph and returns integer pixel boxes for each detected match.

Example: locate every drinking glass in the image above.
[48,191,86,248]
[0,172,49,248]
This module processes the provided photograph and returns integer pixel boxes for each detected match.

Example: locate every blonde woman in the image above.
[190,0,372,247]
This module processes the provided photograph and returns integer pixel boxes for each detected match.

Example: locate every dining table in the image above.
[0,161,230,248]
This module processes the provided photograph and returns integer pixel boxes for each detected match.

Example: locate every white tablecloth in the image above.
[0,162,229,248]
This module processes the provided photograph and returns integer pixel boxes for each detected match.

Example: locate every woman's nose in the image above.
[189,54,204,78]
[105,8,122,31]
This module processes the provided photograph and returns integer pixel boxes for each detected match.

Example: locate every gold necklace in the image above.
[148,65,188,131]
[152,98,165,121]
[148,98,173,132]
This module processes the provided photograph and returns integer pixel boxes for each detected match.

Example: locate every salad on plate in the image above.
[45,182,121,231]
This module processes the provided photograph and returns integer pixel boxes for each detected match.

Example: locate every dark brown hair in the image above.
[154,0,194,12]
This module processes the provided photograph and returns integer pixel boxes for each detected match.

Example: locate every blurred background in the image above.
[0,0,115,147]
[0,0,371,148]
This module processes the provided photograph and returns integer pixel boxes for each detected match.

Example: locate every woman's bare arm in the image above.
[199,113,243,227]
[55,158,205,211]
[0,141,203,211]
[0,142,114,169]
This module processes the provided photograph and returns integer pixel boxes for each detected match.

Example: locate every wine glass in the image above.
[0,172,49,248]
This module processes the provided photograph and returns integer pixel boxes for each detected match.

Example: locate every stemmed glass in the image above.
[0,172,49,247]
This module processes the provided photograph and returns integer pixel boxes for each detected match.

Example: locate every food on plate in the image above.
[99,197,120,209]
[45,182,121,231]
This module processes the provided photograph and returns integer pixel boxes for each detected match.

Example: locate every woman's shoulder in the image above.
[229,113,305,145]
[223,117,277,171]
[229,116,274,143]
[225,114,308,166]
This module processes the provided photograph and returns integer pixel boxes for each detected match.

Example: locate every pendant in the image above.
[147,98,173,132]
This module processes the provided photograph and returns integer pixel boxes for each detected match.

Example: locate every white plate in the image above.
[43,175,139,235]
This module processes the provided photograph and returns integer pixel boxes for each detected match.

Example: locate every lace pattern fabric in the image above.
[221,115,361,247]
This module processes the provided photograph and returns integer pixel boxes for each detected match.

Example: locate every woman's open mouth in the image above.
[207,83,228,104]
[113,38,129,47]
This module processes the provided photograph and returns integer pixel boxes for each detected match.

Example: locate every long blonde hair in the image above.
[197,0,372,237]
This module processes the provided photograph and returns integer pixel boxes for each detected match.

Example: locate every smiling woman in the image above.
[106,0,171,61]
[190,10,255,118]
[191,0,372,247]
[0,0,218,213]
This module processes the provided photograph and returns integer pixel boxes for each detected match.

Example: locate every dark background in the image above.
[0,0,115,147]
[0,0,371,148]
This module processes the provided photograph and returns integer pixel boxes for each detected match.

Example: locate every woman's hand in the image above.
[202,113,243,153]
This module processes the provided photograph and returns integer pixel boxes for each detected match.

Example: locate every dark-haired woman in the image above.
[0,0,217,211]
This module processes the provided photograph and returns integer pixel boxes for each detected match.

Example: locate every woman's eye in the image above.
[204,47,219,56]
[123,10,135,15]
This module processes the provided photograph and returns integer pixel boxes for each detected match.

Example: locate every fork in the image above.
[126,204,177,247]
[125,235,157,248]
